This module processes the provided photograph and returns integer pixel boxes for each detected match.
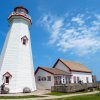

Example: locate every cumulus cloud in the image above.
[39,12,100,56]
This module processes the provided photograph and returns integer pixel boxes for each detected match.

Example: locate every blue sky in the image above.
[0,0,100,81]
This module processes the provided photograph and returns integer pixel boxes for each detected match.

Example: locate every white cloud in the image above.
[39,12,100,56]
[71,14,84,25]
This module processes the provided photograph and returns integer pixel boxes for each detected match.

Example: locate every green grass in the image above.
[0,95,43,99]
[46,92,69,96]
[49,92,100,100]
[46,88,100,96]
[96,88,100,91]
[46,91,88,96]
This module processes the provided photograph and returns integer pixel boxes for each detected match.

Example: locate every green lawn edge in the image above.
[0,95,44,99]
[46,88,100,96]
[46,91,88,96]
[49,92,100,100]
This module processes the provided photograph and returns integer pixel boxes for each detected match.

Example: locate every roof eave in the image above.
[71,70,92,73]
[35,66,54,75]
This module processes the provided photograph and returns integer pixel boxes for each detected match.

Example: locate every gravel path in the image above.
[0,90,50,96]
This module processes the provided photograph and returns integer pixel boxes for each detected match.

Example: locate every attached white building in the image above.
[35,59,93,89]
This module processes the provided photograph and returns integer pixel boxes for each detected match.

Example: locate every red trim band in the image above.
[8,14,32,25]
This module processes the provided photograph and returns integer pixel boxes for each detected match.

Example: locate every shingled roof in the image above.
[53,59,92,73]
[35,67,71,75]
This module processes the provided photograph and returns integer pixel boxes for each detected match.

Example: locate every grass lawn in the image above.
[49,92,100,100]
[96,88,100,91]
[46,92,69,96]
[46,88,100,96]
[46,91,88,96]
[0,95,43,99]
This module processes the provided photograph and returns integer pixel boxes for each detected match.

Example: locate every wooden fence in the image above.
[51,83,100,93]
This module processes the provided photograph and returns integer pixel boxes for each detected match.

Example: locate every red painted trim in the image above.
[21,35,29,40]
[53,59,92,73]
[8,15,32,25]
[35,67,40,75]
[71,70,92,73]
[35,67,54,75]
[3,72,12,77]
[53,59,59,68]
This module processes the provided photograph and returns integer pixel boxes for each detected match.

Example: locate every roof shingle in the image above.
[59,59,92,73]
[39,67,71,75]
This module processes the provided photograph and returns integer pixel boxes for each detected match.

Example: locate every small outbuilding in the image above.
[35,59,93,89]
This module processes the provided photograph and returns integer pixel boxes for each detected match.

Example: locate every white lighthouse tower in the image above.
[0,6,36,93]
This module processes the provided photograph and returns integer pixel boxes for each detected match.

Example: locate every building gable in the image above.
[35,67,54,75]
[53,59,71,73]
[53,59,92,73]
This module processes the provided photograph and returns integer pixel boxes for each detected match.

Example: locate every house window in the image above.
[5,76,9,84]
[77,77,79,83]
[47,76,51,81]
[68,77,71,84]
[74,76,76,83]
[63,79,65,83]
[86,77,89,83]
[38,76,41,81]
[54,76,57,85]
[42,77,46,81]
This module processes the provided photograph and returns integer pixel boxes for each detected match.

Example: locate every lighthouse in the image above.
[0,6,36,93]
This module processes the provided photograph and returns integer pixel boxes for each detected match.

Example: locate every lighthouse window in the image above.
[21,36,28,45]
[3,72,12,84]
[23,39,27,45]
[17,9,24,13]
[5,76,9,84]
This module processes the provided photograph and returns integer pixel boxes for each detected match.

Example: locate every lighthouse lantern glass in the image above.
[16,9,27,14]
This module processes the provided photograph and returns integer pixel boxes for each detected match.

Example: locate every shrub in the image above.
[96,92,100,96]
